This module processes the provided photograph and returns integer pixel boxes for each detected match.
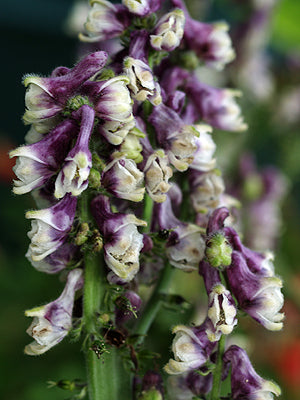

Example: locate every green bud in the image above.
[92,152,106,172]
[64,95,92,114]
[92,229,103,252]
[139,389,163,400]
[96,68,116,81]
[176,50,199,70]
[74,223,90,246]
[88,168,101,190]
[205,233,232,268]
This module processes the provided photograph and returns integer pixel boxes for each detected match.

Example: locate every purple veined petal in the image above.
[129,29,150,62]
[54,105,94,199]
[23,51,108,125]
[206,206,230,235]
[10,119,77,195]
[24,268,83,355]
[164,320,217,375]
[25,194,77,262]
[160,66,190,97]
[223,345,281,400]
[79,0,131,43]
[150,8,185,52]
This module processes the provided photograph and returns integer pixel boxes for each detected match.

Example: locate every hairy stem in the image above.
[210,334,226,400]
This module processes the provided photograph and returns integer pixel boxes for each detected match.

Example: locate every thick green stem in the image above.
[135,262,173,343]
[210,334,226,400]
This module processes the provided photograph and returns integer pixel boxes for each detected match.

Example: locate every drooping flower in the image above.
[25,268,83,355]
[25,194,77,263]
[91,195,146,281]
[23,51,107,132]
[101,157,145,202]
[54,105,94,199]
[223,345,281,400]
[154,196,205,271]
[186,78,247,132]
[150,8,185,52]
[164,320,217,375]
[149,104,199,171]
[79,0,130,43]
[10,119,76,195]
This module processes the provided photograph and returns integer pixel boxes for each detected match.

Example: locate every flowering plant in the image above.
[11,0,284,399]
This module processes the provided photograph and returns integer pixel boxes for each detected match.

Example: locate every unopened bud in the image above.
[88,168,101,190]
[139,389,163,400]
[75,223,90,246]
[205,233,232,268]
[92,229,103,252]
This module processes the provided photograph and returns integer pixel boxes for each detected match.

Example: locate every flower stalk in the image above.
[210,334,226,400]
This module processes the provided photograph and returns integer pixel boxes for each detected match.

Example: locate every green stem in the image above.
[143,193,153,229]
[81,195,125,400]
[210,335,226,400]
[135,262,173,343]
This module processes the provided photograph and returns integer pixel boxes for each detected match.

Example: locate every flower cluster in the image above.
[12,0,283,398]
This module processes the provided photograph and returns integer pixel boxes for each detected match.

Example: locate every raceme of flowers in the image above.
[11,0,283,399]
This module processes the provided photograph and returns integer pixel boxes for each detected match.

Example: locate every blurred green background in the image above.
[1,1,300,399]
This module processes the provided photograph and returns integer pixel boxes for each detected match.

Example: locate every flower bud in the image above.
[26,194,77,262]
[205,233,232,268]
[25,269,83,355]
[102,158,145,202]
[150,9,185,52]
[54,106,94,199]
[223,345,281,400]
[124,57,162,105]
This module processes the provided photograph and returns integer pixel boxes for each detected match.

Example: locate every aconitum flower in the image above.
[101,157,145,202]
[167,370,213,400]
[25,268,83,355]
[10,119,76,195]
[154,196,205,271]
[99,118,135,145]
[149,104,199,171]
[79,0,130,43]
[91,195,146,281]
[54,105,94,199]
[171,0,235,70]
[189,124,216,172]
[186,79,247,132]
[25,194,77,263]
[223,345,281,400]
[122,0,161,16]
[164,321,217,375]
[23,51,107,132]
[150,8,185,52]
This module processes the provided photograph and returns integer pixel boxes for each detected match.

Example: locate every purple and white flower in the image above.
[23,52,107,131]
[122,0,161,16]
[143,150,173,203]
[124,57,162,105]
[99,118,135,145]
[10,119,76,195]
[25,194,77,262]
[79,0,130,43]
[189,124,216,172]
[154,196,205,271]
[164,320,217,374]
[25,268,83,355]
[167,370,213,400]
[186,79,247,132]
[223,345,281,400]
[150,9,185,52]
[91,195,146,281]
[101,157,145,202]
[149,104,199,171]
[54,106,94,199]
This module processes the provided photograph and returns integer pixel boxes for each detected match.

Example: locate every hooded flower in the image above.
[98,118,135,145]
[79,0,130,43]
[189,124,216,172]
[54,105,94,199]
[10,119,76,195]
[23,51,107,132]
[25,194,77,262]
[154,196,205,271]
[91,195,146,281]
[171,0,235,70]
[164,320,217,374]
[223,345,281,400]
[25,268,83,355]
[150,8,185,52]
[122,0,161,16]
[101,157,145,201]
[186,78,247,132]
[149,104,199,171]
